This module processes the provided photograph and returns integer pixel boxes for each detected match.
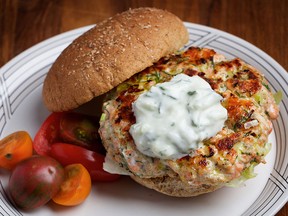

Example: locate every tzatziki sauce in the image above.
[129,74,227,160]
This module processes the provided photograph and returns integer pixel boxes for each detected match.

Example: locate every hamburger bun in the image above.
[43,7,189,112]
[130,175,222,197]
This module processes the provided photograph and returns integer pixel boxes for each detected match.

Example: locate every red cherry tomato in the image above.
[49,143,120,182]
[59,112,105,153]
[33,112,105,155]
[9,155,64,210]
[33,112,64,155]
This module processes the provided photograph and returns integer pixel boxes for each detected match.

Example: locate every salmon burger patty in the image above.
[99,47,279,197]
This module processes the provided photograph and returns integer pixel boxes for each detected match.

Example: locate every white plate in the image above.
[0,22,287,216]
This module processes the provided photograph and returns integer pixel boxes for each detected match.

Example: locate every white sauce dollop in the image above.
[129,74,227,160]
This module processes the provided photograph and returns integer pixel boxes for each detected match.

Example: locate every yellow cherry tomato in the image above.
[52,163,91,206]
[0,131,33,170]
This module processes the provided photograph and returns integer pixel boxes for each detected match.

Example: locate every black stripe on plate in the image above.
[185,24,211,35]
[2,29,87,81]
[8,67,50,115]
[185,24,212,47]
[273,113,287,174]
[0,77,7,134]
[270,173,287,191]
[258,180,284,216]
[242,179,283,215]
[4,39,69,90]
[0,181,22,216]
[6,54,55,114]
[0,110,6,136]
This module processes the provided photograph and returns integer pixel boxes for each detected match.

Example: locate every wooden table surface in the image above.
[0,0,287,215]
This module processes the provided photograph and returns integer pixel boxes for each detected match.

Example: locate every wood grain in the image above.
[1,0,287,71]
[0,0,287,214]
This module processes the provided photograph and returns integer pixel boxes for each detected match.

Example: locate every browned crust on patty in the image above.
[42,7,189,112]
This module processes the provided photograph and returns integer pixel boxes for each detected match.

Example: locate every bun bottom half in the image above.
[130,175,222,197]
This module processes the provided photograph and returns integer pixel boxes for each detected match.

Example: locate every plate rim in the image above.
[0,22,287,216]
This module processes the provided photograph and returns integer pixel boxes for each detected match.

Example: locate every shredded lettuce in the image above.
[256,142,271,157]
[226,142,271,187]
[253,93,262,105]
[100,113,106,122]
[273,91,283,105]
[241,162,257,179]
[226,162,257,187]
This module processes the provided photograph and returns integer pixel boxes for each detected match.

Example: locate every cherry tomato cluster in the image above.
[0,112,120,210]
[33,112,119,182]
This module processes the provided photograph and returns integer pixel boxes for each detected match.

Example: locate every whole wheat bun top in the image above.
[43,7,189,112]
